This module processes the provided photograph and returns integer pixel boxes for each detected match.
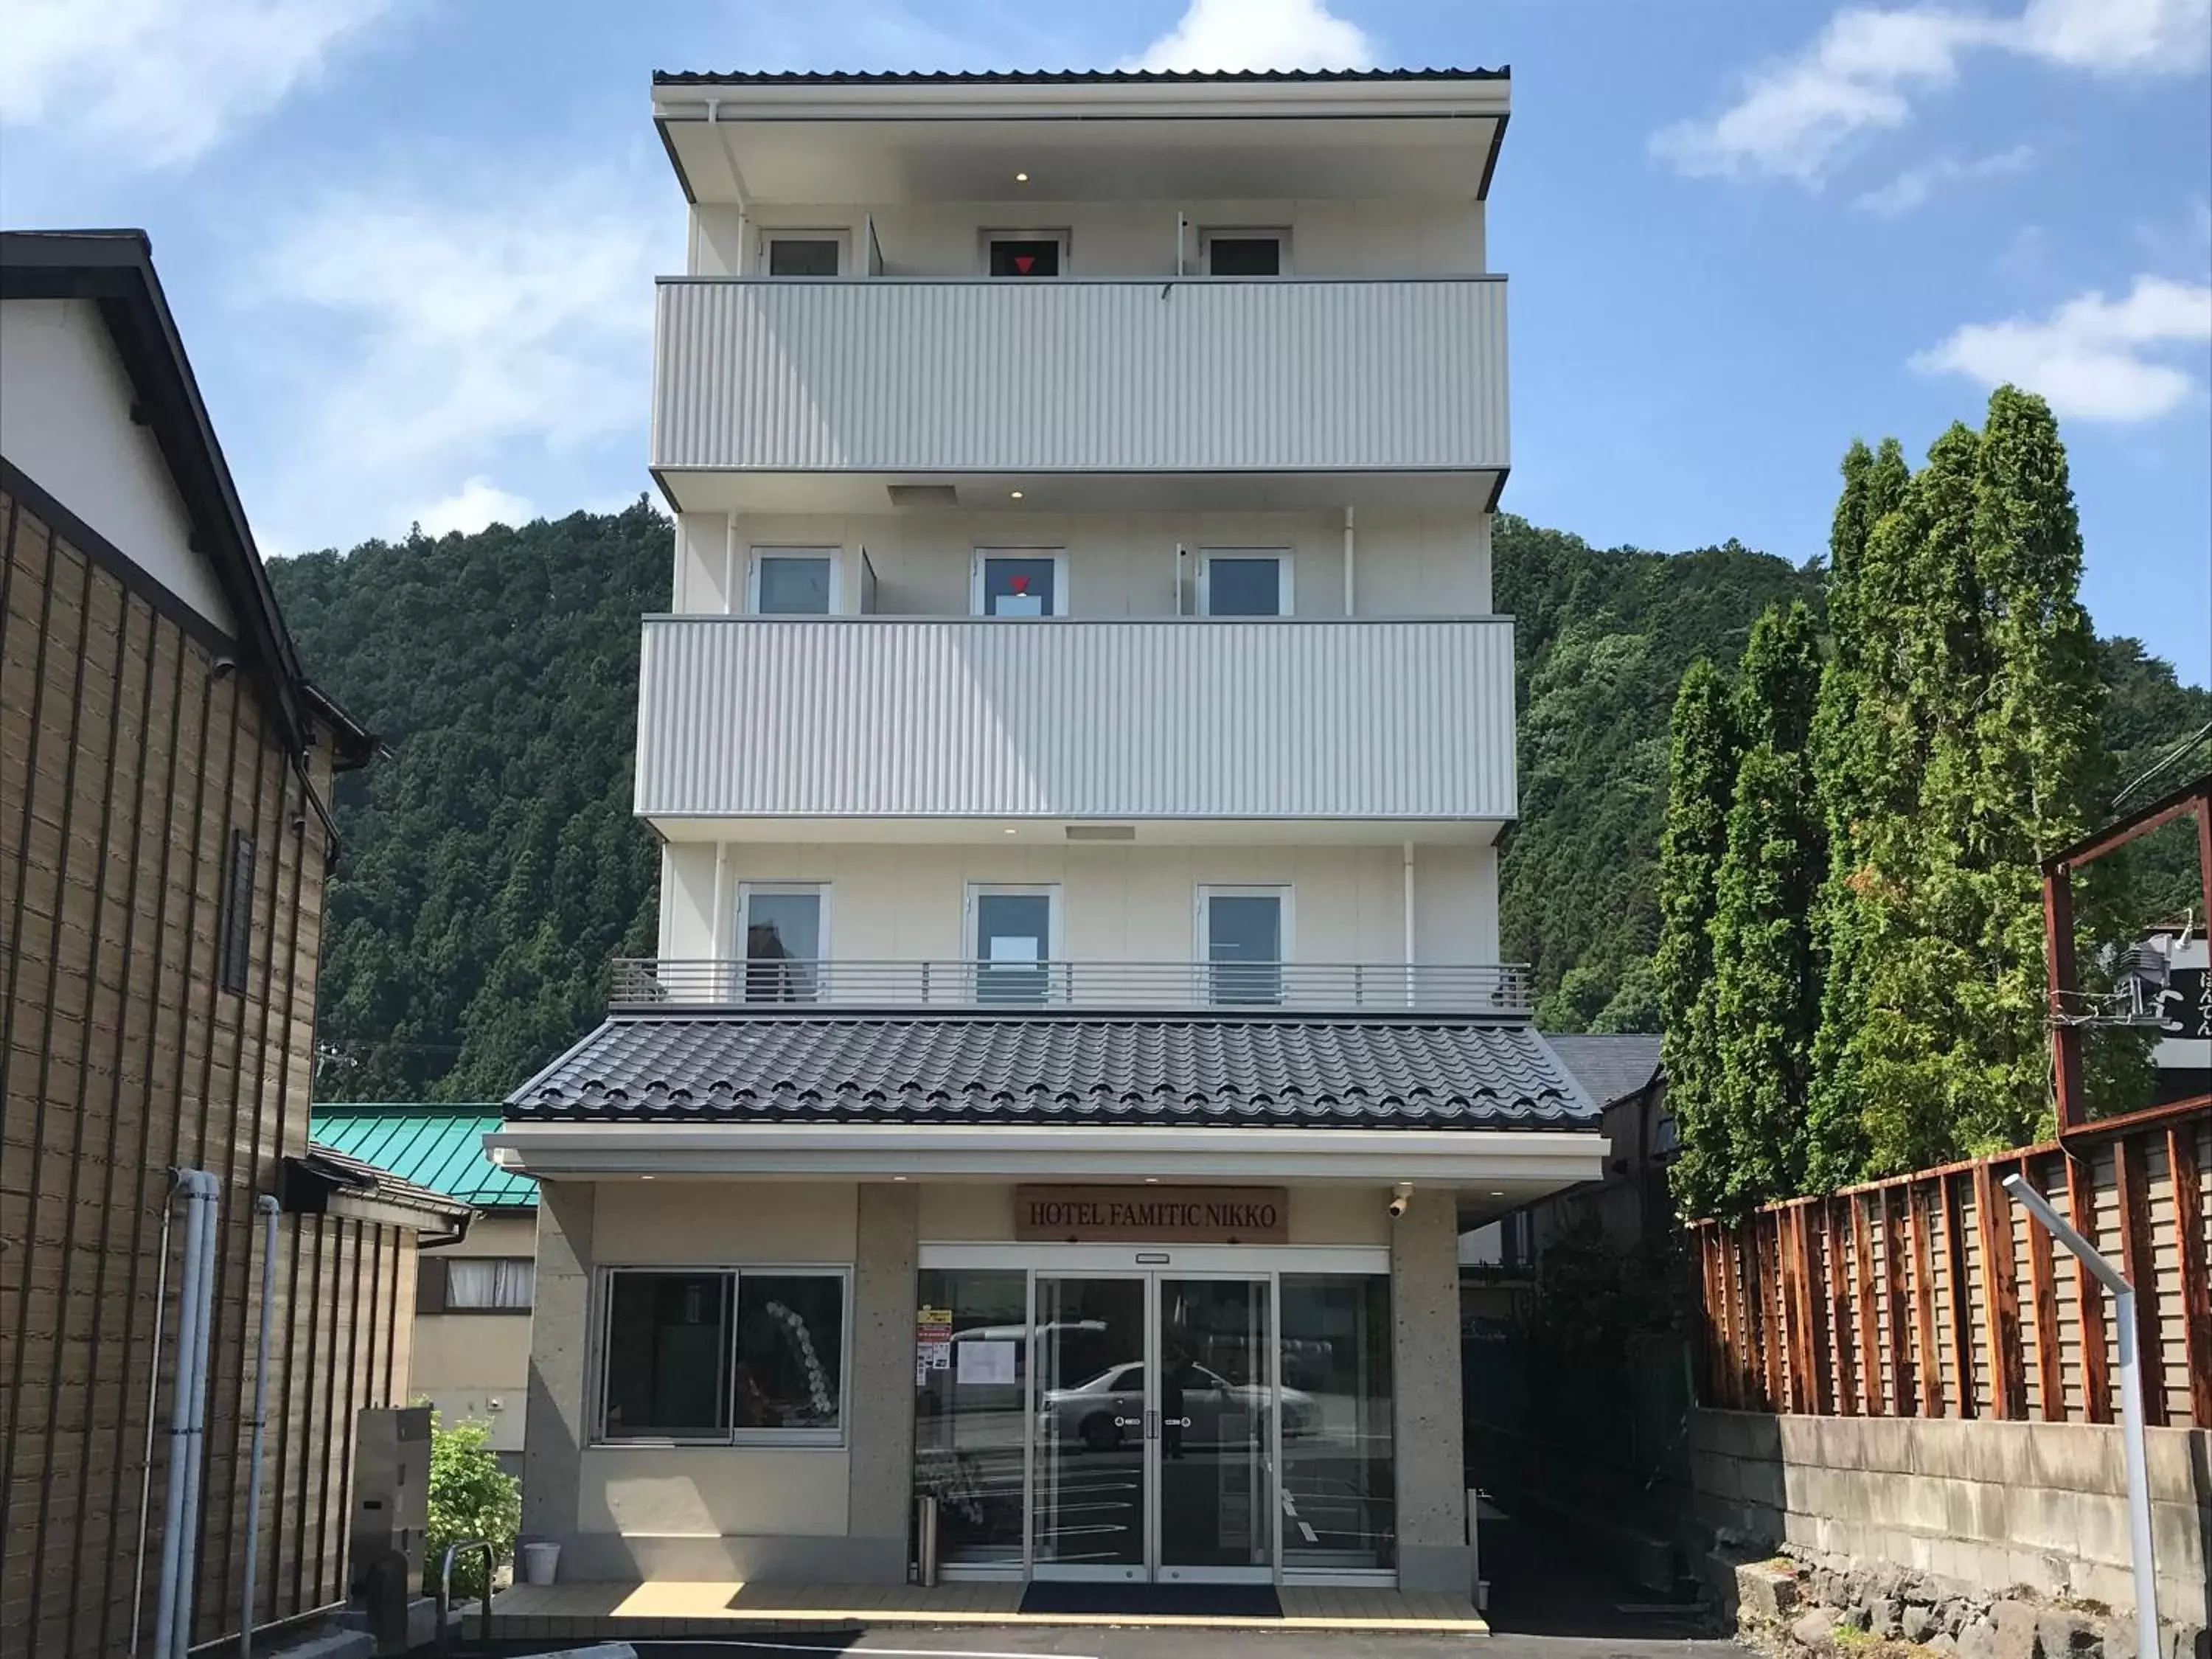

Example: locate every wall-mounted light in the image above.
[1015,171,1029,183]
[1009,490,1024,500]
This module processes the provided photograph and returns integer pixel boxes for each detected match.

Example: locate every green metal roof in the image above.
[307,1104,536,1209]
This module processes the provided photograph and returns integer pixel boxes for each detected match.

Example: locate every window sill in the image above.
[590,1434,847,1452]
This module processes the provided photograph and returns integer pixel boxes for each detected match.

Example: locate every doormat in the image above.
[1018,1582,1284,1619]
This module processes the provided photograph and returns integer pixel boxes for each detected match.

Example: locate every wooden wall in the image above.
[1694,1106,2212,1431]
[1,470,418,1657]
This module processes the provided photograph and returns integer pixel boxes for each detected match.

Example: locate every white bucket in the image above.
[519,1541,561,1587]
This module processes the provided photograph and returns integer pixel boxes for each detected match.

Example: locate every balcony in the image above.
[650,276,1507,508]
[610,957,1533,1015]
[634,614,1517,830]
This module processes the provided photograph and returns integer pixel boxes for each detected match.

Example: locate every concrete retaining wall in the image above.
[1686,1408,2212,1630]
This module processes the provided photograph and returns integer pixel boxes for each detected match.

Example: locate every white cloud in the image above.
[413,477,536,538]
[1910,276,2212,420]
[0,0,396,167]
[245,166,672,547]
[1853,142,2036,214]
[1655,0,2209,184]
[1130,0,1377,72]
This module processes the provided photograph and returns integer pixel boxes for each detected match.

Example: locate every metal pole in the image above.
[2003,1173,2158,1659]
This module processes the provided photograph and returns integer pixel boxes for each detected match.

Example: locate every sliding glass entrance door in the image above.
[1029,1273,1273,1583]
[1157,1276,1273,1583]
[1032,1276,1148,1577]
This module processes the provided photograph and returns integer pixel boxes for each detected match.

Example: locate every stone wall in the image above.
[1686,1409,2211,1654]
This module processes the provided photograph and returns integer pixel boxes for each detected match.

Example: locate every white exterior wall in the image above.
[672,507,1492,618]
[661,841,1498,965]
[690,198,1484,278]
[0,297,238,633]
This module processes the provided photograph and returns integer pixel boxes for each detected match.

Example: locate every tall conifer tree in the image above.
[1657,658,1738,1217]
[1704,602,1825,1216]
[1805,439,1909,1186]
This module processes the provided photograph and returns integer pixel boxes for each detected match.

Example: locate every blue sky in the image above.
[3,0,2208,682]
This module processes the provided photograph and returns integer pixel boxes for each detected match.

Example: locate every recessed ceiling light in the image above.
[893,1175,908,1182]
[1489,1190,1505,1197]
[1004,827,1018,835]
[641,1175,655,1181]
[1144,1178,1160,1185]
[1015,171,1029,182]
[1009,490,1024,500]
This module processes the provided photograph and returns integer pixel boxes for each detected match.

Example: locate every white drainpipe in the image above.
[153,1169,220,1659]
[237,1195,281,1659]
[1403,841,1416,1005]
[1342,505,1356,616]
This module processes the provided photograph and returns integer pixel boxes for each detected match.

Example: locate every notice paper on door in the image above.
[956,1339,1017,1385]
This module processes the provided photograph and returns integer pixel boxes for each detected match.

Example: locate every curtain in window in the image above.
[446,1258,535,1310]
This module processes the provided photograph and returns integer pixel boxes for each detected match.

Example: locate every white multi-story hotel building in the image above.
[493,66,1605,1607]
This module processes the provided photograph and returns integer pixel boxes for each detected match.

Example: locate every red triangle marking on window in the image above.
[1011,575,1030,593]
[1015,254,1035,274]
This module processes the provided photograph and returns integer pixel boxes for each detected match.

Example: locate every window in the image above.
[445,1258,534,1311]
[973,553,1065,617]
[602,1271,732,1439]
[971,886,1058,1004]
[1203,232,1284,276]
[1200,552,1289,617]
[218,830,254,994]
[765,235,843,276]
[599,1268,846,1443]
[751,552,836,616]
[1201,887,1286,1005]
[987,234,1063,278]
[742,885,823,1003]
[735,1274,845,1432]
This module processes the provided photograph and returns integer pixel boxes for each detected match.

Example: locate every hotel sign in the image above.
[1014,1185,1289,1245]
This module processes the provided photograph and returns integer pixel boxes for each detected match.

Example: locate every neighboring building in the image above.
[1458,1034,1666,1321]
[313,1104,540,1472]
[2138,922,2211,1105]
[1,232,470,1657]
[489,68,1607,1602]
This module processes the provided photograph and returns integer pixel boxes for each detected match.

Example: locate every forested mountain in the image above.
[268,504,2211,1100]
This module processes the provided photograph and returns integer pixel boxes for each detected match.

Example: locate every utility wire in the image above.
[2111,719,2212,811]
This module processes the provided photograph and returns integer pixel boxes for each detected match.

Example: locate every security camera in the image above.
[211,656,237,680]
[1387,1182,1413,1220]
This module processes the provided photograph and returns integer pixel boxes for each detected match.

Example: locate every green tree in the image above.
[1702,603,1825,1217]
[1805,439,1910,1186]
[1824,390,2121,1171]
[1655,658,1739,1217]
[424,1415,520,1597]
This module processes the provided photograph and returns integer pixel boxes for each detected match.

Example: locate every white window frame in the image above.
[979,227,1071,278]
[970,550,1069,617]
[748,548,843,616]
[591,1264,854,1448]
[738,882,829,993]
[758,229,850,278]
[1197,884,1293,1005]
[1200,226,1291,277]
[1197,549,1293,618]
[967,884,1063,1002]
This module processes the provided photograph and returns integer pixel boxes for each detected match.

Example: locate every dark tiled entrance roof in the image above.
[507,1013,1596,1131]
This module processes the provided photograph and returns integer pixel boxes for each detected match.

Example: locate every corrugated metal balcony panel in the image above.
[635,616,1517,821]
[653,278,1509,473]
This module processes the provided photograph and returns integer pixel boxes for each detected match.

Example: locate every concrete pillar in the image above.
[845,1182,919,1582]
[1391,1193,1472,1593]
[523,1179,597,1545]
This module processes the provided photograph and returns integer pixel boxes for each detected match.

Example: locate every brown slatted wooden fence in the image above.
[1695,1105,2212,1428]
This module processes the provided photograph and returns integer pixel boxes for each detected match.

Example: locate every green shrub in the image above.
[424,1415,520,1598]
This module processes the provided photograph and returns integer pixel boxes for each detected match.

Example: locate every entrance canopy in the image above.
[490,1011,1607,1206]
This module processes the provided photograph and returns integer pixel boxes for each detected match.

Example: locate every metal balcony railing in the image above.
[608,958,1534,1016]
